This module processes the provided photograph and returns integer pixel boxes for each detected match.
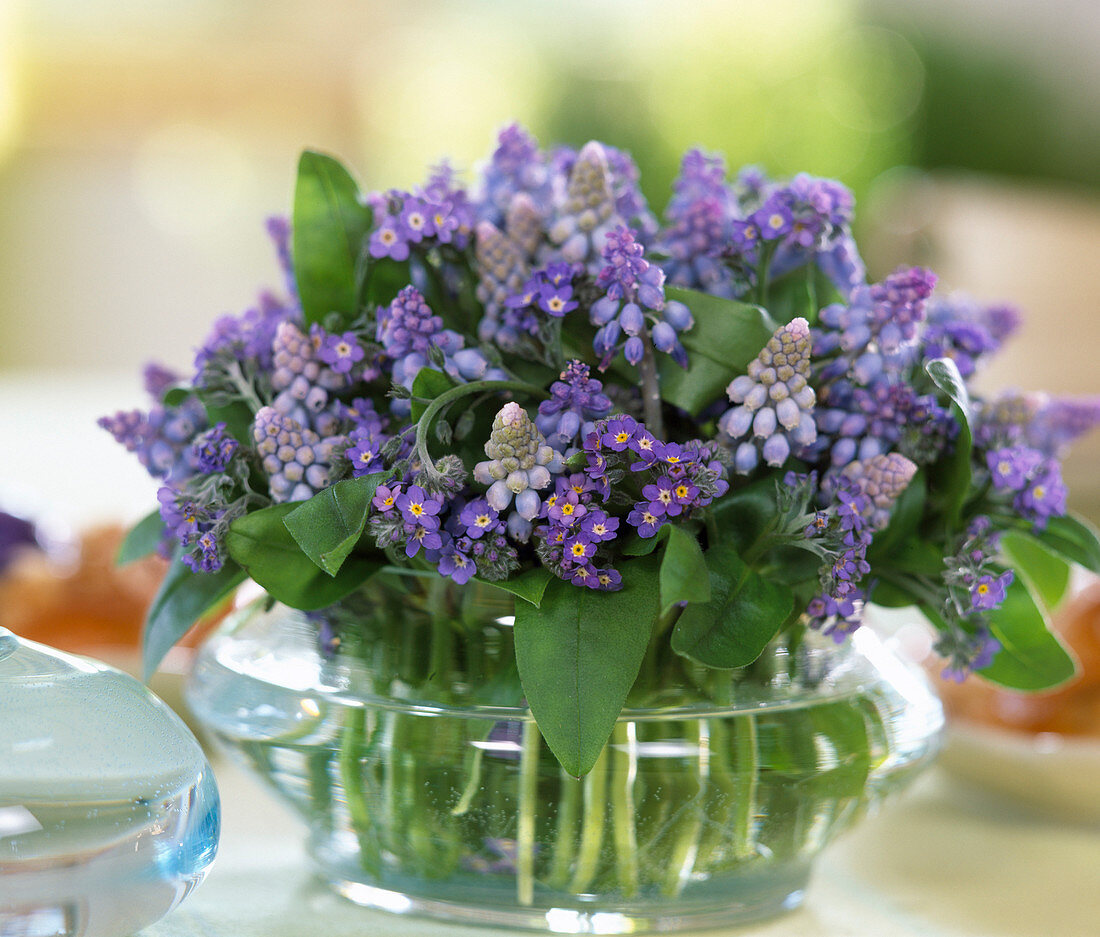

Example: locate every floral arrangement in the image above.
[103,124,1100,779]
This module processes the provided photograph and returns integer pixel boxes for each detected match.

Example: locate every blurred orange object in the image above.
[938,581,1100,737]
[0,525,220,657]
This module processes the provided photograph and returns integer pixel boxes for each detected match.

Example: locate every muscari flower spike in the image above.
[547,141,620,273]
[718,317,816,473]
[252,406,346,503]
[840,452,918,530]
[590,225,692,369]
[473,402,563,521]
[536,360,613,452]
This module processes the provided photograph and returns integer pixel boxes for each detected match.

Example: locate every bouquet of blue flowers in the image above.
[104,124,1100,780]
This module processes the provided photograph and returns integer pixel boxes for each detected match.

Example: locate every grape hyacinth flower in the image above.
[546,141,621,273]
[718,317,816,473]
[252,406,345,503]
[98,377,207,482]
[477,123,550,223]
[590,225,693,369]
[1025,396,1100,458]
[657,148,738,297]
[475,220,531,348]
[378,287,501,411]
[473,402,563,521]
[269,321,349,435]
[536,360,612,451]
[840,453,918,530]
[816,266,937,384]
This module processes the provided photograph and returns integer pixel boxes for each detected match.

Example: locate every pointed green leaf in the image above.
[671,544,794,669]
[659,524,710,613]
[1001,532,1071,612]
[283,475,385,576]
[227,503,381,609]
[980,574,1076,690]
[142,556,245,681]
[657,287,776,416]
[293,150,372,326]
[1034,513,1100,574]
[514,554,661,777]
[475,567,554,607]
[925,357,973,526]
[117,510,165,566]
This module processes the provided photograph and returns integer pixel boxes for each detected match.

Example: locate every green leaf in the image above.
[514,554,661,777]
[283,475,385,576]
[1034,513,1100,573]
[200,396,255,445]
[1001,532,1071,612]
[924,357,973,526]
[671,544,794,669]
[162,386,191,407]
[980,574,1076,690]
[475,567,554,608]
[711,478,777,555]
[142,557,245,681]
[410,367,458,423]
[360,256,411,309]
[659,524,710,613]
[763,264,840,328]
[227,504,381,609]
[117,511,164,566]
[292,150,372,326]
[876,539,944,577]
[657,287,776,416]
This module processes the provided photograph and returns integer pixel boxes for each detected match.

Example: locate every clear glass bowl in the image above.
[0,628,219,937]
[186,581,942,934]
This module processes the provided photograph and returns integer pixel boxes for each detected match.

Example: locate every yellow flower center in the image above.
[409,503,424,516]
[572,543,587,557]
[615,432,629,444]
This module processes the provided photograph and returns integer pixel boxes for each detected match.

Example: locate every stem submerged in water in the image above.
[516,720,540,906]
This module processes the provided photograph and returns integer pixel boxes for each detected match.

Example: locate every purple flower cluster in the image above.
[478,123,551,225]
[657,149,738,297]
[936,517,1011,681]
[475,218,536,349]
[838,452,918,531]
[534,474,623,591]
[192,423,239,474]
[193,291,296,384]
[718,317,817,473]
[98,365,207,482]
[985,445,1066,529]
[342,398,391,478]
[369,484,518,585]
[802,474,874,642]
[507,262,579,322]
[368,171,474,262]
[536,360,612,452]
[251,406,345,503]
[590,226,692,369]
[157,484,225,573]
[269,321,350,435]
[377,287,501,411]
[581,415,728,542]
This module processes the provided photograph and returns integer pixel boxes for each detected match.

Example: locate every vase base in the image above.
[320,866,809,934]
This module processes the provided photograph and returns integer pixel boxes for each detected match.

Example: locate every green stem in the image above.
[415,379,549,481]
[451,741,485,817]
[338,707,379,874]
[661,720,706,897]
[610,721,639,898]
[636,329,665,441]
[517,720,541,906]
[548,770,582,890]
[732,713,759,861]
[569,746,609,893]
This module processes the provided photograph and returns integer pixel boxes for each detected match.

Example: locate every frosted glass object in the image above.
[0,628,219,937]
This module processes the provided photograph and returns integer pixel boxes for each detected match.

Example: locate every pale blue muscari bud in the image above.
[719,317,816,473]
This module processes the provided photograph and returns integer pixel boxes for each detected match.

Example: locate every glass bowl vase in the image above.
[185,576,943,934]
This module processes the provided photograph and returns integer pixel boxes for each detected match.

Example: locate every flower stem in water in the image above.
[610,722,639,898]
[570,746,609,894]
[517,720,541,906]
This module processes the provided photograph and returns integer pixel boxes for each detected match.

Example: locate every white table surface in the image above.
[146,757,1100,937]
